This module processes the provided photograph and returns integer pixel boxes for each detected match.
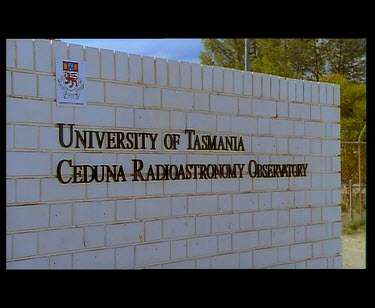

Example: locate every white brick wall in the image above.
[6,39,341,270]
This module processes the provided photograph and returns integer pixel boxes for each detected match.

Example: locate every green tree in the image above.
[325,39,366,83]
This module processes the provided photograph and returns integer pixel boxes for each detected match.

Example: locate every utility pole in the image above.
[245,39,251,71]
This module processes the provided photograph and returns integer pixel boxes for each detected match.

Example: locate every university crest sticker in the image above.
[56,58,86,107]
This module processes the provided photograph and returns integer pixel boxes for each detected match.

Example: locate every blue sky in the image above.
[60,39,204,64]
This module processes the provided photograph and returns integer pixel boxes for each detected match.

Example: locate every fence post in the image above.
[349,179,353,222]
[358,124,366,218]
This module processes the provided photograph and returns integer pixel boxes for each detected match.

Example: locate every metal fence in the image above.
[341,135,366,220]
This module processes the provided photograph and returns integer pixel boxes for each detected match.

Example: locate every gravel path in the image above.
[342,231,366,269]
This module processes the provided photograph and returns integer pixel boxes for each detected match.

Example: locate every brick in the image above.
[311,82,319,103]
[154,58,167,86]
[218,234,231,252]
[289,102,310,119]
[180,61,191,89]
[271,119,293,136]
[327,257,334,269]
[233,193,258,212]
[37,75,55,99]
[257,118,270,136]
[49,203,71,227]
[218,195,232,212]
[333,255,342,269]
[75,104,115,126]
[187,236,217,257]
[271,77,280,99]
[326,84,334,104]
[100,49,115,79]
[252,99,276,117]
[322,139,340,155]
[115,200,135,221]
[41,177,86,202]
[332,189,341,205]
[272,191,294,209]
[164,180,196,195]
[141,55,155,85]
[15,125,38,149]
[306,122,325,137]
[212,179,239,193]
[223,68,234,93]
[13,232,38,258]
[7,257,49,269]
[162,89,194,110]
[52,104,74,124]
[311,207,322,224]
[106,222,144,246]
[253,248,277,268]
[333,85,340,105]
[39,228,84,254]
[238,97,252,115]
[311,105,321,122]
[6,39,16,68]
[290,243,312,261]
[323,238,342,255]
[239,213,253,230]
[252,136,276,153]
[196,216,211,235]
[311,174,322,189]
[311,241,323,258]
[288,80,296,101]
[16,39,34,70]
[143,87,161,107]
[319,83,327,104]
[234,70,243,95]
[194,92,209,111]
[6,71,12,96]
[105,82,142,106]
[295,261,306,269]
[6,179,15,204]
[128,54,142,83]
[114,51,129,81]
[202,65,213,91]
[73,201,115,225]
[259,192,271,210]
[273,263,295,269]
[163,260,195,269]
[34,39,52,72]
[73,249,115,269]
[171,239,187,259]
[231,116,257,134]
[116,107,134,128]
[217,115,231,132]
[295,226,306,242]
[171,196,187,216]
[136,197,171,219]
[15,179,40,203]
[279,78,288,100]
[187,112,216,132]
[163,217,195,238]
[306,190,325,206]
[259,229,271,247]
[86,80,104,102]
[261,75,271,98]
[115,246,134,269]
[331,123,340,138]
[311,139,321,154]
[253,178,277,191]
[168,60,180,88]
[50,254,72,269]
[322,173,340,189]
[196,257,210,269]
[210,94,238,114]
[211,253,239,269]
[253,211,277,229]
[144,220,162,242]
[303,81,312,103]
[84,47,100,78]
[188,195,217,214]
[306,258,327,269]
[239,251,252,268]
[252,73,261,97]
[212,214,239,233]
[135,109,169,129]
[295,80,303,102]
[136,242,170,265]
[191,63,202,90]
[13,72,37,97]
[278,246,289,263]
[321,106,340,122]
[272,227,294,245]
[289,138,310,154]
[83,225,105,248]
[7,204,49,232]
[293,120,304,137]
[232,231,258,250]
[213,66,223,92]
[290,208,311,225]
[144,265,163,269]
[68,43,84,60]
[322,206,341,222]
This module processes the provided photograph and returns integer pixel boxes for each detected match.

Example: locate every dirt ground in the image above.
[341,231,366,269]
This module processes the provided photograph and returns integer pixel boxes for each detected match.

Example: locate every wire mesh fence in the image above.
[341,141,366,221]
